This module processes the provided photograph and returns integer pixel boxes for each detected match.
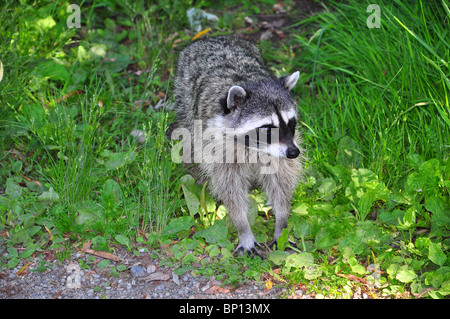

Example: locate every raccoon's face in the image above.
[209,72,301,159]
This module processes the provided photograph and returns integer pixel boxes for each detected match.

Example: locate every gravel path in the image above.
[0,245,305,299]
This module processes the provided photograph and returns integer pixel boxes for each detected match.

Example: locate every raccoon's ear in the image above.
[227,85,247,110]
[279,71,300,91]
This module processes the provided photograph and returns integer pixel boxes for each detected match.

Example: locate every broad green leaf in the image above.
[162,216,195,237]
[180,174,196,185]
[6,178,22,199]
[104,151,136,170]
[34,60,69,82]
[303,266,323,280]
[216,205,227,219]
[75,200,101,225]
[428,243,447,267]
[101,179,123,209]
[415,237,431,252]
[404,207,416,225]
[268,250,290,265]
[77,45,90,62]
[181,183,200,217]
[181,254,198,265]
[194,219,228,245]
[11,229,30,245]
[97,259,111,269]
[35,16,56,30]
[116,265,127,272]
[291,202,309,216]
[347,255,366,275]
[404,172,424,194]
[318,178,337,200]
[425,195,450,227]
[358,186,386,220]
[12,161,22,174]
[277,229,289,251]
[407,154,424,168]
[379,209,405,225]
[351,168,379,191]
[90,44,107,58]
[339,232,364,255]
[91,236,108,251]
[294,223,310,239]
[285,252,315,271]
[405,159,441,195]
[386,263,400,278]
[115,234,131,249]
[396,269,418,283]
[397,207,416,230]
[438,280,450,296]
[37,187,60,203]
[315,228,336,251]
[19,247,36,259]
[7,258,20,269]
[180,174,201,217]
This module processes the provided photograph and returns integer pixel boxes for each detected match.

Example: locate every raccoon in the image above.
[171,35,304,256]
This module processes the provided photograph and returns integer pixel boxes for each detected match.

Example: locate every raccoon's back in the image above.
[174,36,273,126]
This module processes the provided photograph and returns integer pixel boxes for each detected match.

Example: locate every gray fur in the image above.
[171,35,304,256]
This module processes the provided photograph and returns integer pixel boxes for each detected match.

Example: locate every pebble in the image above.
[172,271,180,285]
[130,265,146,277]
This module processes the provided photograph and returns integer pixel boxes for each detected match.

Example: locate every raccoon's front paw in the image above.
[233,241,263,258]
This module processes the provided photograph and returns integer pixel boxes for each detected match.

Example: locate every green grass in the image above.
[0,0,448,299]
[289,0,449,188]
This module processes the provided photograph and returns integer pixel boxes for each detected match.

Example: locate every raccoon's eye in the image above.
[259,125,275,134]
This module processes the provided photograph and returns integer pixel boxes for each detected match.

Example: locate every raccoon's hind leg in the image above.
[206,164,263,257]
[261,158,301,247]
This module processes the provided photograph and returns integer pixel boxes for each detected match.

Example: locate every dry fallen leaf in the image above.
[192,28,211,40]
[336,273,368,285]
[21,174,43,187]
[16,262,32,276]
[85,249,122,262]
[44,225,54,241]
[142,272,171,282]
[80,239,122,262]
[80,240,92,254]
[204,286,217,295]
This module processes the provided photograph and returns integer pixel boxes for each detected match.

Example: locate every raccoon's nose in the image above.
[286,147,300,159]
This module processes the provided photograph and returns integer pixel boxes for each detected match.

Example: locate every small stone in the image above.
[244,16,254,25]
[130,265,146,277]
[201,284,210,292]
[172,271,180,285]
[260,30,273,41]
